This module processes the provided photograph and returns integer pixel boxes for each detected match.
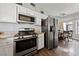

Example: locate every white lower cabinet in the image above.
[37,33,44,50]
[4,44,13,56]
[0,38,13,56]
[0,44,13,56]
[0,46,6,56]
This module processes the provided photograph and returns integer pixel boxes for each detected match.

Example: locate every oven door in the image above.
[15,37,37,56]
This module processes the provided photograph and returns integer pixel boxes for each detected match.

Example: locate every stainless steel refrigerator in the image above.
[41,16,58,49]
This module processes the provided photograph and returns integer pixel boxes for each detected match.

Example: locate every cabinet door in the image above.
[17,5,26,15]
[35,17,41,26]
[0,46,6,56]
[37,37,44,50]
[38,43,44,50]
[0,3,17,23]
[17,5,35,17]
[4,44,13,56]
[37,33,44,50]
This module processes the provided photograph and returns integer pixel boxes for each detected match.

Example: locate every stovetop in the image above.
[14,34,38,42]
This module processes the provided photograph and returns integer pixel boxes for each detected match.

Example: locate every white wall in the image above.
[0,23,18,32]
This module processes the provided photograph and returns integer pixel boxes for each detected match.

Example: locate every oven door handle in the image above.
[14,37,37,42]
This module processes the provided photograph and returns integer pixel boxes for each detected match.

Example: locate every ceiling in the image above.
[34,3,79,17]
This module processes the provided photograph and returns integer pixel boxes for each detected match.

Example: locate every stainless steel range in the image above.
[14,28,37,56]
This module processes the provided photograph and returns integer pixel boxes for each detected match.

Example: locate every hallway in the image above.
[35,40,79,56]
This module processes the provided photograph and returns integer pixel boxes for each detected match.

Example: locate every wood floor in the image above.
[35,39,79,56]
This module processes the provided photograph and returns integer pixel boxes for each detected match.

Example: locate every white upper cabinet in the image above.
[34,17,41,26]
[27,9,35,17]
[17,5,26,15]
[35,11,47,19]
[17,5,35,17]
[34,12,47,26]
[17,5,47,19]
[0,3,47,23]
[0,3,17,23]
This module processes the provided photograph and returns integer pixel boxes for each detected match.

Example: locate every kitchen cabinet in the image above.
[17,5,35,17]
[17,5,47,22]
[0,3,47,23]
[0,3,17,23]
[27,8,35,17]
[0,38,13,56]
[0,44,13,56]
[17,4,47,25]
[17,5,26,15]
[4,44,13,56]
[34,17,41,26]
[4,38,13,56]
[0,46,6,56]
[35,11,47,19]
[34,12,47,26]
[37,33,44,50]
[17,5,35,23]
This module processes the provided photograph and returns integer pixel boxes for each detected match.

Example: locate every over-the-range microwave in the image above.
[17,14,35,23]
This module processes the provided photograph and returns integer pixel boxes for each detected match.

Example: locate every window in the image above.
[65,22,73,31]
[77,20,79,34]
[66,24,73,31]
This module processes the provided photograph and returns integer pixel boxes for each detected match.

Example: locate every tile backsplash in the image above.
[0,23,18,32]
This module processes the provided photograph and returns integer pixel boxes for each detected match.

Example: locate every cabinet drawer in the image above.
[0,38,13,46]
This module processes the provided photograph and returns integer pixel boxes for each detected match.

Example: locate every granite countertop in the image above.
[0,32,18,39]
[0,35,18,39]
[0,31,44,39]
